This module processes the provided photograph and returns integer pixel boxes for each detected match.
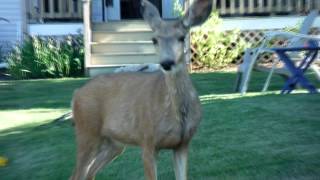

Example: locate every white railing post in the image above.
[220,0,226,15]
[58,0,63,18]
[230,0,235,15]
[49,0,54,18]
[305,0,312,12]
[248,0,254,13]
[296,0,303,13]
[83,0,92,75]
[258,0,264,13]
[239,0,245,15]
[286,0,293,12]
[78,0,83,19]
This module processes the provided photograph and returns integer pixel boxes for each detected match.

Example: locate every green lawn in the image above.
[0,72,319,179]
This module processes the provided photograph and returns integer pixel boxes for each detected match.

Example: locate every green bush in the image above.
[191,12,250,69]
[7,35,84,79]
[173,1,250,69]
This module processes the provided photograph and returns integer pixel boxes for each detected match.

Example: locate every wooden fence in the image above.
[28,0,83,22]
[213,0,320,16]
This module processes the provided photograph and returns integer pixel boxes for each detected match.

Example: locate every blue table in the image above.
[270,42,319,94]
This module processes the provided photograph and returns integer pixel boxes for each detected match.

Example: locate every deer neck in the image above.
[163,63,196,121]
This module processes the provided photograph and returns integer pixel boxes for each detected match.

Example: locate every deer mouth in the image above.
[160,60,175,71]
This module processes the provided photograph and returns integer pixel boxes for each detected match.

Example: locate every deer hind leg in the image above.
[70,133,101,180]
[86,139,125,179]
[70,135,124,180]
[142,146,158,180]
[173,145,189,180]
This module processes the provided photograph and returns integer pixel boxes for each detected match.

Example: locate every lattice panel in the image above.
[190,27,320,66]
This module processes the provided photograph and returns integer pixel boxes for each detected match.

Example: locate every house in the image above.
[0,0,319,76]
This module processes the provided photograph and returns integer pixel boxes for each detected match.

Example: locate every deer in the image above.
[70,0,212,179]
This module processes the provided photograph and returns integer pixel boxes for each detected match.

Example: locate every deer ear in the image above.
[141,0,162,31]
[182,0,212,29]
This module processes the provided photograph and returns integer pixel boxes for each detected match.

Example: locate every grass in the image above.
[0,71,319,179]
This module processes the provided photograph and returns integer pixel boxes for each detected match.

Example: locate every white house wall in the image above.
[0,0,25,54]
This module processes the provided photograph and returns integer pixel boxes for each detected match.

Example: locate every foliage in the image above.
[7,35,84,79]
[191,12,250,69]
[283,21,301,33]
[173,2,250,69]
[173,0,184,17]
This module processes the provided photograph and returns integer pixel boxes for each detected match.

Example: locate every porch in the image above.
[25,0,320,36]
[27,0,320,23]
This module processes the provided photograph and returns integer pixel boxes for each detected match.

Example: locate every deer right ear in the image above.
[182,0,213,29]
[141,0,162,31]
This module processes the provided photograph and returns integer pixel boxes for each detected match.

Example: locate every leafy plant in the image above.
[7,35,84,79]
[173,2,250,69]
[191,12,250,69]
[173,0,184,17]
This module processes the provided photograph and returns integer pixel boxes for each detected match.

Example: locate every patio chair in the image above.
[235,10,320,94]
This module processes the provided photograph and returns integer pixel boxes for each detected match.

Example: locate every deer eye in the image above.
[178,36,185,42]
[152,38,158,45]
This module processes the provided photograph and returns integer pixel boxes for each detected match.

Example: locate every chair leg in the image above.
[234,71,242,92]
[239,49,258,95]
[262,58,279,92]
[310,64,320,81]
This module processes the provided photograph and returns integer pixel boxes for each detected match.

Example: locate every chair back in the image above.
[299,10,318,34]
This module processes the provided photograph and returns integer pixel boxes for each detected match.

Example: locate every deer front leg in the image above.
[173,144,188,180]
[142,146,157,180]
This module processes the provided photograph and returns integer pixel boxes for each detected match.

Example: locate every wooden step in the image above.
[87,66,118,76]
[91,53,158,65]
[93,21,151,31]
[91,41,155,53]
[92,31,154,42]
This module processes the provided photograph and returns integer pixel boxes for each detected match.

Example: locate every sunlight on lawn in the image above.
[0,108,69,132]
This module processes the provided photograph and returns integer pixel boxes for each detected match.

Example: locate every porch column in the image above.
[83,0,92,75]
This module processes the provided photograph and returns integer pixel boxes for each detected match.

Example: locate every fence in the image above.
[28,0,83,22]
[213,0,320,16]
[190,27,320,68]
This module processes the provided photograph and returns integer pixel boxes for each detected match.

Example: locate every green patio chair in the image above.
[235,10,319,94]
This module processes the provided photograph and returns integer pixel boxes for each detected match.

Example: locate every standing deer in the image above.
[70,0,212,179]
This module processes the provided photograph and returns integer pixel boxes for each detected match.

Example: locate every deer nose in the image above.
[160,60,175,71]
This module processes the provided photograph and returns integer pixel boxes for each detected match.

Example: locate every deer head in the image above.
[141,0,212,71]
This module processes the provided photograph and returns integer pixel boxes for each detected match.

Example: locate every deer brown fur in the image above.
[70,1,212,180]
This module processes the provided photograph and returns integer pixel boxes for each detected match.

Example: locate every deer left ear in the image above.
[141,0,162,31]
[182,0,213,29]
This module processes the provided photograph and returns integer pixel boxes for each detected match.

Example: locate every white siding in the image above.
[0,0,24,55]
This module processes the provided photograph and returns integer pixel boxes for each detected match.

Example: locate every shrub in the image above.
[173,2,250,69]
[191,12,250,69]
[7,35,84,79]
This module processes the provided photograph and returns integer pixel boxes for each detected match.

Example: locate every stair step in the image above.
[91,53,158,65]
[93,21,151,31]
[87,66,118,76]
[91,41,155,53]
[92,31,154,42]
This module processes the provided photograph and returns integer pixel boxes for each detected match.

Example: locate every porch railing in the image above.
[28,0,83,23]
[213,0,320,16]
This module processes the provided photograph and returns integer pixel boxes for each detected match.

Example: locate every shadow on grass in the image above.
[192,71,320,96]
[1,71,319,111]
[0,92,319,179]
